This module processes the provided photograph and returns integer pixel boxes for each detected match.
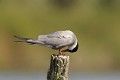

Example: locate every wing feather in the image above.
[38,31,73,49]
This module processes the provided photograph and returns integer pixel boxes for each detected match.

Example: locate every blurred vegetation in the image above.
[0,0,120,72]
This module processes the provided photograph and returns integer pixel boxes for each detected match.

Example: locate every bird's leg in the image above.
[58,49,65,56]
[58,49,62,55]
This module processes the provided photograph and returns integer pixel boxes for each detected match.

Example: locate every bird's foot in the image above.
[58,49,65,56]
[58,52,65,56]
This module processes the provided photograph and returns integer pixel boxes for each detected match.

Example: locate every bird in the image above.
[14,30,78,55]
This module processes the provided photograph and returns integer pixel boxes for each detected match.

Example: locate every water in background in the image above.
[0,1,120,80]
[0,71,120,80]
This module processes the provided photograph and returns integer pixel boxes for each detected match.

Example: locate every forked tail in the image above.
[14,36,37,44]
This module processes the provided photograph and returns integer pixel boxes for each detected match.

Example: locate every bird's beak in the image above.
[61,49,68,52]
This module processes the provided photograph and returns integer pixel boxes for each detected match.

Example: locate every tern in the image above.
[14,30,78,55]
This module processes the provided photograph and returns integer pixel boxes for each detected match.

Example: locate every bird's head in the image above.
[62,42,79,53]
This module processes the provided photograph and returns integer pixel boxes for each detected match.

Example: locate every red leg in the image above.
[58,49,62,55]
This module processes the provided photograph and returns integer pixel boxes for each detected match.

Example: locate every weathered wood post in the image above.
[47,54,69,80]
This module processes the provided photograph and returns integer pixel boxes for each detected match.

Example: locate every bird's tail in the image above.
[14,36,37,45]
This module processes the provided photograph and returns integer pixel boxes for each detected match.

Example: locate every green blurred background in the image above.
[0,0,120,72]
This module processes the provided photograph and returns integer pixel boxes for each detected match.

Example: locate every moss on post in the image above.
[47,54,69,80]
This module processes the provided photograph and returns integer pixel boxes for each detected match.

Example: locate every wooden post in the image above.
[47,54,69,80]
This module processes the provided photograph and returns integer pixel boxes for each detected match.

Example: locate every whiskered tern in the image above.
[14,30,78,55]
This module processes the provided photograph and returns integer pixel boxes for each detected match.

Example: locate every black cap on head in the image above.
[67,42,79,52]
